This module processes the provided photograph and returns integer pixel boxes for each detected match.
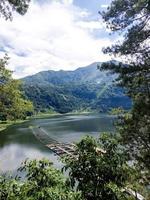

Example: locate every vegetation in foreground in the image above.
[63,134,136,200]
[100,0,150,182]
[0,134,148,200]
[0,159,82,200]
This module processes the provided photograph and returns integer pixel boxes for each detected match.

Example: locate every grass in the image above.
[31,112,60,119]
[0,119,28,132]
[0,112,60,132]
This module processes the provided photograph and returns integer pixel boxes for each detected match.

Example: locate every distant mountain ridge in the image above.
[22,62,116,85]
[22,61,131,113]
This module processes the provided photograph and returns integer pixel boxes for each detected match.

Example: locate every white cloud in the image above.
[0,1,112,78]
[76,20,104,30]
[101,4,108,8]
[62,0,74,5]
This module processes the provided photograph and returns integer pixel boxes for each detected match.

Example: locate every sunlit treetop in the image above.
[0,54,12,85]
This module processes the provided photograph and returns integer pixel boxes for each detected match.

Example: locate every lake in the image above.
[0,113,115,173]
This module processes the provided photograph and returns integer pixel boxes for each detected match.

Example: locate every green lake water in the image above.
[0,113,115,173]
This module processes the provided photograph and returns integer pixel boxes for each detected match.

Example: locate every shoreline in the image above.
[0,119,28,132]
[0,112,59,132]
[0,111,111,133]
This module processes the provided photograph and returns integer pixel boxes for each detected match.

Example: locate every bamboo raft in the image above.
[31,127,105,157]
[46,143,76,156]
[31,127,76,157]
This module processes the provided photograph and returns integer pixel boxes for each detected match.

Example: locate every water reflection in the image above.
[0,113,114,173]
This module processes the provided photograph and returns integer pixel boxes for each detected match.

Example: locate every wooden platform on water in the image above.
[31,127,76,157]
[46,143,76,157]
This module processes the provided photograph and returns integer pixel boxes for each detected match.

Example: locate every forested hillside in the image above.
[0,55,33,121]
[22,62,131,113]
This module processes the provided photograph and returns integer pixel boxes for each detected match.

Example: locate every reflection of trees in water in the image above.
[0,123,47,151]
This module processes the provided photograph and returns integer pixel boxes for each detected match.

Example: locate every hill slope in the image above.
[22,62,131,113]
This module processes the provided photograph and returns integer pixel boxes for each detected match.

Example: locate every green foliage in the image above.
[22,63,131,113]
[0,55,33,121]
[100,0,150,176]
[0,0,30,20]
[0,159,82,200]
[0,55,12,84]
[110,107,126,115]
[100,0,149,57]
[62,133,134,200]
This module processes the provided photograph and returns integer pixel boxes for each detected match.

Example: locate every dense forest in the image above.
[22,62,131,113]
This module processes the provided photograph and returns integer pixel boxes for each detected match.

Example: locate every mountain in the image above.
[22,62,131,113]
[22,62,115,85]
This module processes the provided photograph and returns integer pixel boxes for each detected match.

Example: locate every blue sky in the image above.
[0,0,116,78]
[74,0,112,14]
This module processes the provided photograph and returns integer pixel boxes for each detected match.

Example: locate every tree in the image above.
[99,0,150,174]
[0,55,33,121]
[63,134,136,200]
[0,0,30,20]
[0,159,82,200]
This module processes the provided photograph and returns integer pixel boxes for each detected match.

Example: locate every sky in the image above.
[0,0,116,78]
